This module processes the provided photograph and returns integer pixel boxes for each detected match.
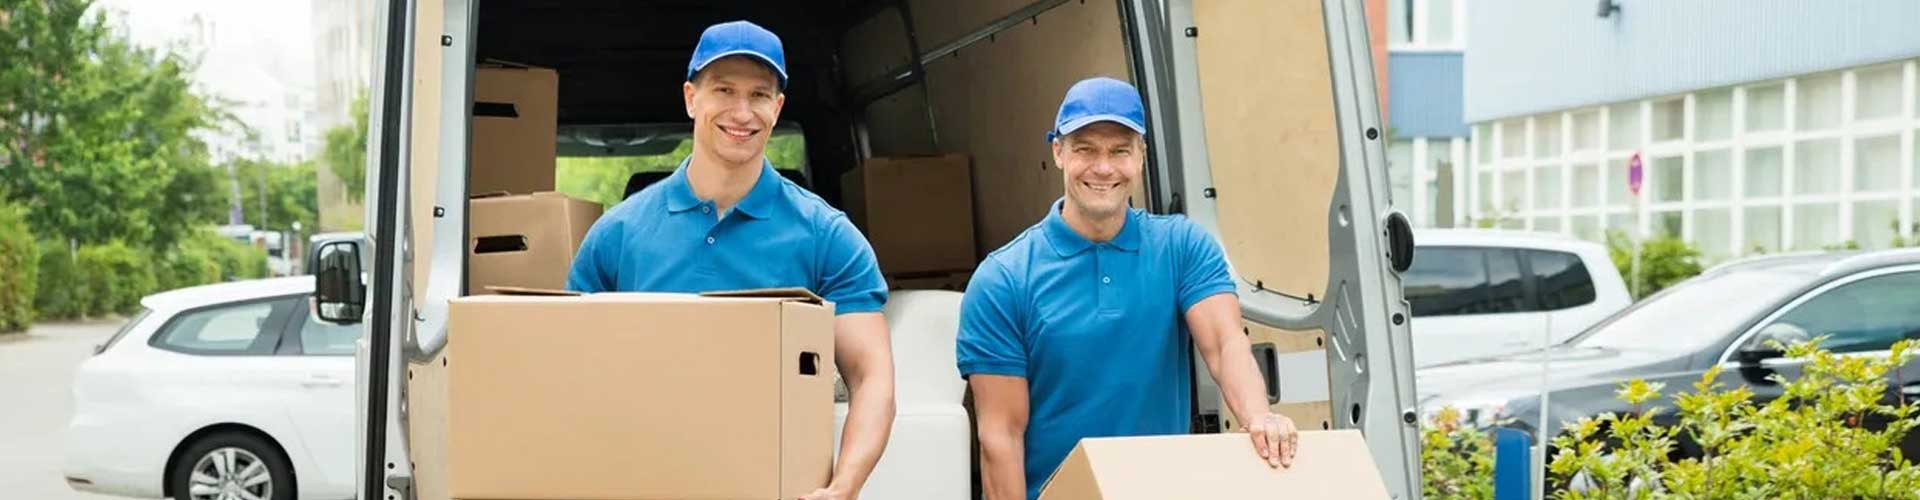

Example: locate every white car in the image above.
[64,277,359,500]
[1403,229,1631,367]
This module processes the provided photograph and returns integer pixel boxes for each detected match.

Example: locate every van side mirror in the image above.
[313,240,365,324]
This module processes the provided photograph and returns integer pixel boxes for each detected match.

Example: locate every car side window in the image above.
[1404,247,1489,317]
[1484,248,1528,313]
[1527,250,1597,311]
[1767,271,1920,354]
[152,298,299,356]
[291,307,364,356]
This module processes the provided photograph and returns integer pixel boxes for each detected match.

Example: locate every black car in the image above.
[1416,248,1920,456]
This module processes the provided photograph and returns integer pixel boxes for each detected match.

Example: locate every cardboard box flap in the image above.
[700,287,827,305]
[482,286,580,296]
[1036,431,1389,500]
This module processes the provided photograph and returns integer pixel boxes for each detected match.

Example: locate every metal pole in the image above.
[1534,312,1552,500]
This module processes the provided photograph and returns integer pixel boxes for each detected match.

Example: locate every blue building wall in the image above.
[1389,51,1469,138]
[1464,0,1920,123]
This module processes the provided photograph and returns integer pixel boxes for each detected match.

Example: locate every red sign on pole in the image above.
[1628,153,1644,196]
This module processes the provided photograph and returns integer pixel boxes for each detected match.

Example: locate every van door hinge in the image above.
[385,473,412,496]
[1184,27,1198,37]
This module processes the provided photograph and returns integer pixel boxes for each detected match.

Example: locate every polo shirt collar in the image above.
[664,157,783,220]
[1042,198,1141,257]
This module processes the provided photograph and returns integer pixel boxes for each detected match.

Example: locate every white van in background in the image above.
[1403,229,1631,368]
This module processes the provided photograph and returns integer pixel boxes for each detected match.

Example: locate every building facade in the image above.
[1382,0,1470,230]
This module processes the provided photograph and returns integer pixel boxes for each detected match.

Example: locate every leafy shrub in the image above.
[1606,230,1704,300]
[1423,407,1496,499]
[0,204,37,332]
[34,240,89,320]
[156,228,266,290]
[76,242,155,317]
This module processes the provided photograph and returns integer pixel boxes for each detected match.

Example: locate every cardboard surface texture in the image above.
[842,154,978,275]
[420,291,837,500]
[1037,431,1390,500]
[466,192,601,295]
[471,64,558,195]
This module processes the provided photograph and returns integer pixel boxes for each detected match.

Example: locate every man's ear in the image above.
[770,91,787,123]
[682,81,697,118]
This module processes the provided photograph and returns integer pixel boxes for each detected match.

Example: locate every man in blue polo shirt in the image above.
[958,77,1299,500]
[566,21,893,500]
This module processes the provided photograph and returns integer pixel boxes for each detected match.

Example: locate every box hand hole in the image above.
[473,235,528,254]
[799,352,821,376]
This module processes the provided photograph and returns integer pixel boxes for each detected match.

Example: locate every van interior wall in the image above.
[843,0,1143,257]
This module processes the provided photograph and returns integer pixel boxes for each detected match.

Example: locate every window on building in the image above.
[1853,200,1900,249]
[1389,0,1413,45]
[1501,170,1526,213]
[1745,147,1784,197]
[1427,0,1456,46]
[1745,206,1783,253]
[1696,90,1733,142]
[1534,216,1562,233]
[1693,150,1732,201]
[1476,170,1495,212]
[1651,99,1685,142]
[1608,212,1637,235]
[1653,155,1685,203]
[1535,164,1563,212]
[1572,163,1601,208]
[1797,73,1843,131]
[1855,135,1900,193]
[1501,120,1525,159]
[1746,84,1786,132]
[1608,103,1641,151]
[1695,208,1732,259]
[1572,215,1603,243]
[1607,158,1632,206]
[1537,115,1562,158]
[1794,139,1841,195]
[1655,210,1683,238]
[1389,140,1415,206]
[1572,110,1601,152]
[1793,203,1840,250]
[1475,124,1491,163]
[1855,64,1903,122]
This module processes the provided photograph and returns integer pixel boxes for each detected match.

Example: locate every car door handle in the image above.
[301,375,345,388]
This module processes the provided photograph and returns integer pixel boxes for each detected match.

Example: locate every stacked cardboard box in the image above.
[466,192,600,295]
[411,289,837,500]
[842,154,978,278]
[462,63,602,294]
[470,63,558,196]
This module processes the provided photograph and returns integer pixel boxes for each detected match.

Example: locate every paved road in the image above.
[0,320,132,500]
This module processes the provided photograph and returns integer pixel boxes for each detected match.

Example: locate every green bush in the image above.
[1607,230,1704,300]
[156,243,222,292]
[156,228,266,290]
[76,242,155,317]
[34,240,89,320]
[1423,408,1495,499]
[0,204,37,332]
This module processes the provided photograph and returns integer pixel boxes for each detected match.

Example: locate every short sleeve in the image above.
[566,214,623,293]
[815,215,889,315]
[1175,220,1237,313]
[956,259,1028,379]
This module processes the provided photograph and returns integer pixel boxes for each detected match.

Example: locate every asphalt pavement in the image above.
[0,320,134,500]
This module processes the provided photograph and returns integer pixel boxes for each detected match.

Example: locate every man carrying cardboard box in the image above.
[957,78,1300,500]
[566,21,894,500]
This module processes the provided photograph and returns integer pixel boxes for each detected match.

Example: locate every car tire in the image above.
[168,432,295,500]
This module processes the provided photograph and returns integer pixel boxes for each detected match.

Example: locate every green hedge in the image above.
[33,240,87,320]
[0,204,36,332]
[77,242,155,317]
[157,229,266,290]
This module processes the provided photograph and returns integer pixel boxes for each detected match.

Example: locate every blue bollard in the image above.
[1492,428,1532,500]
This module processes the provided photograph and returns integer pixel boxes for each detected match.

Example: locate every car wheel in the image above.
[168,432,294,500]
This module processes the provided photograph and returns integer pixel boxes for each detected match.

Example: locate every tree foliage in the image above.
[1607,230,1705,300]
[322,92,369,202]
[0,203,36,332]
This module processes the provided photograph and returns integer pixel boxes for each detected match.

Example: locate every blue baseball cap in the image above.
[687,20,789,89]
[1047,77,1146,143]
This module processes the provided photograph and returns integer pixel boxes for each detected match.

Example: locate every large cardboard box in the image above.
[471,64,558,195]
[419,289,837,500]
[466,192,601,295]
[841,154,977,275]
[1037,431,1390,500]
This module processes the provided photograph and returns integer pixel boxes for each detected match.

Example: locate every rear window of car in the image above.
[1527,249,1596,310]
[1404,246,1596,316]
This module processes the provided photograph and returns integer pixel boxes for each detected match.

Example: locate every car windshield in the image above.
[1568,269,1813,352]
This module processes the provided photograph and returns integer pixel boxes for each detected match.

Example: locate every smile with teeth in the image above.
[719,125,759,138]
[1082,181,1122,193]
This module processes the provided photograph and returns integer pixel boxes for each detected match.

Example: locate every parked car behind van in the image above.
[1404,229,1630,367]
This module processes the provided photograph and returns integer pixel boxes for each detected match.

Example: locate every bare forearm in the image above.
[978,433,1026,500]
[1208,333,1272,425]
[832,374,894,495]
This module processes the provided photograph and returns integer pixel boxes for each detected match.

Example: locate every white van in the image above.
[1404,229,1631,367]
[309,1,1425,498]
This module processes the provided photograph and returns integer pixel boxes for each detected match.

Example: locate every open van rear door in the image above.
[1129,0,1421,496]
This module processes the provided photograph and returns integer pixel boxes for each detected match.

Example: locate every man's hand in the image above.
[798,486,850,500]
[1243,412,1299,468]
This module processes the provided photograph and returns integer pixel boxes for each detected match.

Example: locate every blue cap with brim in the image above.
[687,20,789,89]
[1047,77,1147,143]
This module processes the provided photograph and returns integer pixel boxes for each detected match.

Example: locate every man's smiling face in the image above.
[683,56,786,167]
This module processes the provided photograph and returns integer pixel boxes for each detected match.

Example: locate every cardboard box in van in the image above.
[466,192,600,295]
[841,154,977,275]
[421,289,837,500]
[471,64,558,195]
[1037,431,1390,500]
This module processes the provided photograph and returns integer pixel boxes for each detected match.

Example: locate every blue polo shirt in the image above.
[566,159,887,315]
[956,199,1237,500]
